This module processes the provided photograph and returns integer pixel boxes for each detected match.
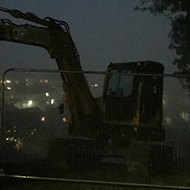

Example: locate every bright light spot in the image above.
[91,84,98,88]
[6,80,11,83]
[44,79,48,83]
[41,117,45,121]
[6,137,23,150]
[31,132,34,135]
[46,92,49,97]
[7,87,11,90]
[28,100,33,106]
[63,117,67,122]
[6,137,14,142]
[51,99,55,104]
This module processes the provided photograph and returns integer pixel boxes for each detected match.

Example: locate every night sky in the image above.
[0,0,177,75]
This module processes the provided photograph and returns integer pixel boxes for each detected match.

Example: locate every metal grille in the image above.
[1,68,190,189]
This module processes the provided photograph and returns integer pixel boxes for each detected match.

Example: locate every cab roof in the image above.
[107,60,164,74]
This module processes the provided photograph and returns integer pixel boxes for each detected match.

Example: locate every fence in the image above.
[1,68,190,190]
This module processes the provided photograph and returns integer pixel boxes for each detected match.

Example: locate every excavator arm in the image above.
[0,7,99,122]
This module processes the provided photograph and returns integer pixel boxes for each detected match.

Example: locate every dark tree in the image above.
[135,0,190,71]
[135,0,190,91]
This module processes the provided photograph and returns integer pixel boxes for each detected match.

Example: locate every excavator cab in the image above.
[103,61,165,142]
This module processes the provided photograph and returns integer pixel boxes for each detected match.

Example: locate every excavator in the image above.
[0,7,166,172]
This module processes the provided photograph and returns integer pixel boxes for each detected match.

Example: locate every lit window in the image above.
[44,79,48,83]
[6,80,11,84]
[51,99,55,104]
[46,92,49,97]
[180,112,189,121]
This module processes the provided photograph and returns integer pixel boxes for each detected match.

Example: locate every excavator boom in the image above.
[0,7,98,121]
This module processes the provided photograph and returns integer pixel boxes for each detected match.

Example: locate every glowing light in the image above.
[7,87,11,90]
[41,117,45,121]
[28,100,33,106]
[6,137,14,142]
[51,99,55,104]
[63,117,67,122]
[6,80,11,83]
[10,137,14,141]
[15,140,23,150]
[91,83,98,88]
[45,92,49,97]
